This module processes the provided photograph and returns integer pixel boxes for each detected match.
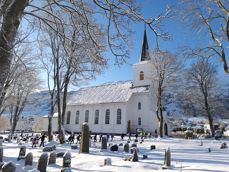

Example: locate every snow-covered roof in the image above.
[43,112,58,118]
[68,81,148,105]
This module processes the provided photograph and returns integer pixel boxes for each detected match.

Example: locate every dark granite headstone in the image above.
[2,162,16,172]
[131,148,138,162]
[124,143,129,153]
[150,145,156,150]
[101,137,107,150]
[17,146,26,160]
[57,152,65,157]
[49,151,56,164]
[24,152,33,166]
[37,153,48,172]
[80,123,90,153]
[110,144,118,151]
[143,155,148,159]
[62,152,71,168]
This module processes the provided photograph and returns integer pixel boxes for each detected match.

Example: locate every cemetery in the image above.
[0,127,229,172]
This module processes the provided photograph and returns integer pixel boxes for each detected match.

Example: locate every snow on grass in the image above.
[0,135,229,172]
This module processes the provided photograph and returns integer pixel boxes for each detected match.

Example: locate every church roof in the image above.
[67,81,148,105]
[140,29,150,61]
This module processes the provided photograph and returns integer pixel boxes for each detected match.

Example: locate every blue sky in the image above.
[37,0,228,91]
[84,0,229,88]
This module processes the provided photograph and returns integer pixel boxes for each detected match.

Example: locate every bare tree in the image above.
[0,0,171,106]
[187,57,218,136]
[40,11,106,142]
[7,66,38,136]
[150,49,181,137]
[179,0,229,74]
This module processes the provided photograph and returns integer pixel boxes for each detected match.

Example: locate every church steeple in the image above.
[140,29,149,61]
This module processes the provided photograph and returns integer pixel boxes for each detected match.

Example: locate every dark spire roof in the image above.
[140,29,149,61]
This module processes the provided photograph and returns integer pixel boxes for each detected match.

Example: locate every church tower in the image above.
[132,29,154,87]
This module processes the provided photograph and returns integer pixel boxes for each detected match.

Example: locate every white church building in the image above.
[63,30,170,135]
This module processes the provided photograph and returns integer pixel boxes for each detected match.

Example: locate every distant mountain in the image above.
[19,90,77,117]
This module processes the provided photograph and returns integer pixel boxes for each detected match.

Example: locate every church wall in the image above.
[126,92,158,133]
[64,102,128,134]
[133,61,155,87]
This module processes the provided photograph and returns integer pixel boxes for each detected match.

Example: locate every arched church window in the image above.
[138,102,141,110]
[105,109,110,124]
[140,71,144,80]
[75,111,80,124]
[66,111,71,124]
[85,110,89,122]
[138,117,141,126]
[94,110,99,124]
[116,109,121,124]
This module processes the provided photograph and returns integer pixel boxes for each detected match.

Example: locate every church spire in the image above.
[140,29,149,61]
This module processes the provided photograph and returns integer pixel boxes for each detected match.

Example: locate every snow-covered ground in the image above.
[0,135,229,172]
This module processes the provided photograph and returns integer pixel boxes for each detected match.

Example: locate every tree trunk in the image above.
[48,116,53,141]
[204,92,215,137]
[56,54,64,144]
[156,83,164,138]
[0,0,29,105]
[48,97,55,141]
[159,106,164,138]
[61,80,69,126]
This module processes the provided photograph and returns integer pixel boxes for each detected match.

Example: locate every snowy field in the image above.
[0,135,229,172]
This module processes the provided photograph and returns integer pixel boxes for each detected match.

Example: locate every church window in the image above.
[138,102,141,110]
[85,110,89,122]
[66,111,71,124]
[138,117,141,126]
[105,109,110,124]
[75,111,80,124]
[116,108,122,124]
[94,110,99,124]
[140,71,144,80]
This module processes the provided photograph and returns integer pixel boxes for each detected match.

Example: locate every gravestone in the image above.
[48,151,56,164]
[134,139,138,142]
[43,146,56,152]
[62,152,71,168]
[131,143,137,148]
[57,152,65,157]
[208,148,211,152]
[220,142,228,149]
[17,146,26,160]
[80,123,90,153]
[2,162,16,172]
[131,148,138,162]
[124,143,129,153]
[163,148,171,168]
[24,152,33,166]
[52,145,56,150]
[101,137,107,150]
[104,158,112,166]
[37,153,48,172]
[110,144,118,151]
[71,144,78,149]
[143,155,148,159]
[150,145,156,150]
[119,143,123,146]
[0,147,3,162]
[127,140,130,143]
